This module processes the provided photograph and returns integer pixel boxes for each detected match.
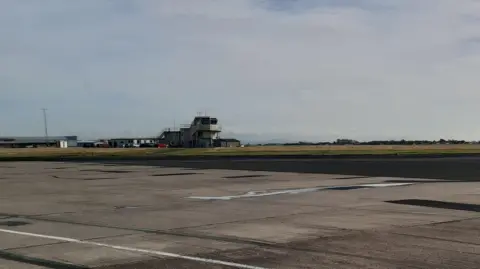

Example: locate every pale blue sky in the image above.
[2,0,480,141]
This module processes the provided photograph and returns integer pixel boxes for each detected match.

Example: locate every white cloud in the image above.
[2,0,480,140]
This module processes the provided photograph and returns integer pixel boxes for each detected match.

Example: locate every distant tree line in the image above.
[253,138,476,146]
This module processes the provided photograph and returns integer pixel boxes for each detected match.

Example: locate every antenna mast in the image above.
[41,108,49,146]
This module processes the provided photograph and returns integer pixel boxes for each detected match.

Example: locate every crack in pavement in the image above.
[390,232,480,247]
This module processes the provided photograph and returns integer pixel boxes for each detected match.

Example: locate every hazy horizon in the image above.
[2,1,480,141]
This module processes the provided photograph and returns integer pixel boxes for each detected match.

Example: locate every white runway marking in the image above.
[0,228,269,269]
[188,183,414,200]
[359,183,413,187]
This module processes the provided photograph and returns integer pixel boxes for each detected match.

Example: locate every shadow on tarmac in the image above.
[387,199,480,212]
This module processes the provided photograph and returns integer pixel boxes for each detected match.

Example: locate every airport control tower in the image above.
[158,115,222,148]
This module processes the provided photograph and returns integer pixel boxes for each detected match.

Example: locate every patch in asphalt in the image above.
[0,250,89,269]
[386,199,480,212]
[51,175,113,180]
[325,186,369,190]
[0,220,31,227]
[188,183,414,200]
[82,178,115,181]
[383,179,460,183]
[223,175,269,179]
[80,169,133,174]
[151,172,200,176]
[335,176,371,179]
[114,205,141,210]
[0,213,18,219]
[50,167,73,170]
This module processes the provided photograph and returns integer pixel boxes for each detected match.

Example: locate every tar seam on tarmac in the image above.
[187,182,414,200]
[0,228,269,269]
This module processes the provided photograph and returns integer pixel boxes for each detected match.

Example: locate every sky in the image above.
[2,0,480,142]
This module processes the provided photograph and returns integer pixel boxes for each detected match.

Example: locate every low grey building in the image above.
[213,138,241,148]
[108,137,158,148]
[0,136,78,148]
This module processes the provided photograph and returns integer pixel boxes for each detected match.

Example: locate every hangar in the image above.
[0,136,78,148]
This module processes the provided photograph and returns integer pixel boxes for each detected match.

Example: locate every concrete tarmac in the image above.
[0,158,479,268]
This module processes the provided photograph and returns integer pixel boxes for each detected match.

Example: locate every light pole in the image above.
[41,108,49,146]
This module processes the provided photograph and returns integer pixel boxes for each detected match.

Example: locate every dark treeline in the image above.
[257,138,476,146]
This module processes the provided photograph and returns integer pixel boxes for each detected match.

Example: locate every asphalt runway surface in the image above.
[102,156,480,182]
[0,157,479,268]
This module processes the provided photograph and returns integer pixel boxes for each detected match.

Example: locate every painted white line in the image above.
[189,187,323,200]
[359,183,413,187]
[0,228,268,269]
[188,183,414,200]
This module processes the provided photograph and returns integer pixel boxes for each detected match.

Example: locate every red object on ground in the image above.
[157,144,168,148]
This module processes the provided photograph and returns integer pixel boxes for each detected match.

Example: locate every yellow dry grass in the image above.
[1,144,480,158]
[211,144,480,151]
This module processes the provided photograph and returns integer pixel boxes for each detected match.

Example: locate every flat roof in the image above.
[216,138,240,142]
[0,136,77,144]
[108,137,158,140]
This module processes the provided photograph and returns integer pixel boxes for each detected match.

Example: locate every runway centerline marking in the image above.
[0,228,269,269]
[188,183,414,200]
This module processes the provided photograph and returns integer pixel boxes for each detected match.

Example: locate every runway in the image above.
[101,156,480,181]
[0,158,479,268]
